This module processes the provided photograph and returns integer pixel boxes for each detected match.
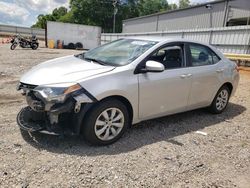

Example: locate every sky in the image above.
[0,0,213,27]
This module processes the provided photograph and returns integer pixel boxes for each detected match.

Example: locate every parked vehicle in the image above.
[16,37,239,145]
[10,34,39,50]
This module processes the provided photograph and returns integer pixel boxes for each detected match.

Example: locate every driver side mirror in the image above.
[145,60,164,72]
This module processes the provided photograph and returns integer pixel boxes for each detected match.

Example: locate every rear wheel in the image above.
[82,99,129,145]
[209,86,230,114]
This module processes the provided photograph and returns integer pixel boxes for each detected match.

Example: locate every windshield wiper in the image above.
[84,57,107,65]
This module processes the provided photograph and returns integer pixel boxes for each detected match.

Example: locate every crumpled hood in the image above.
[20,55,115,85]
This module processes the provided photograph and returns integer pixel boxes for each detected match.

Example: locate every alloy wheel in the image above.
[94,107,125,141]
[216,89,229,111]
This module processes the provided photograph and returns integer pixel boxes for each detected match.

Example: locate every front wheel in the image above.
[31,43,38,50]
[82,99,129,145]
[209,86,230,114]
[10,43,18,50]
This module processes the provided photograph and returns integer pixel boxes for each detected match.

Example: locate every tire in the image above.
[68,43,75,49]
[10,43,18,50]
[31,43,38,50]
[82,99,129,145]
[209,85,230,114]
[75,42,83,49]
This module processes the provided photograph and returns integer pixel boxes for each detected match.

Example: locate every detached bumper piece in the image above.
[17,106,75,135]
[17,106,46,132]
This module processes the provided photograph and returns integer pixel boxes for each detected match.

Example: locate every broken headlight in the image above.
[34,83,82,103]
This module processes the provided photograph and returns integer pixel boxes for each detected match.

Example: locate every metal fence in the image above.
[0,24,45,39]
[1,24,249,54]
[101,25,250,54]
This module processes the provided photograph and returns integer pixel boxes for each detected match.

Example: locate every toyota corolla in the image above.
[17,37,239,145]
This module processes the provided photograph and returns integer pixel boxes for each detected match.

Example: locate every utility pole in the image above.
[223,0,229,27]
[113,0,118,33]
[206,4,213,28]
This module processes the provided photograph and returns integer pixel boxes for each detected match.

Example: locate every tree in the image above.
[69,0,115,32]
[138,0,169,16]
[31,0,186,32]
[179,0,190,9]
[169,3,178,10]
[32,14,55,28]
[58,11,74,23]
[119,0,140,20]
[32,6,68,29]
[52,7,67,20]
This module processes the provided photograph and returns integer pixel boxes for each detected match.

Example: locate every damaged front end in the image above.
[16,82,96,135]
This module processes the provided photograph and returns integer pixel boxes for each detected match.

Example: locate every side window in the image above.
[148,45,183,69]
[210,50,220,64]
[189,44,220,66]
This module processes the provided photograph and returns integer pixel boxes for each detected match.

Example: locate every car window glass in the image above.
[149,45,183,69]
[211,51,220,64]
[189,44,220,66]
[84,39,158,66]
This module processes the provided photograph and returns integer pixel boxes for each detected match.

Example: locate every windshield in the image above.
[83,39,158,66]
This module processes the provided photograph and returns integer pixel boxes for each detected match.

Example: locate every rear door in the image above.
[185,43,224,109]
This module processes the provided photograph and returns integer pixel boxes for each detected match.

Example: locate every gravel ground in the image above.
[0,43,250,188]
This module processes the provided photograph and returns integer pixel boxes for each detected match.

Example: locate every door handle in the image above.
[216,69,224,73]
[180,74,192,79]
[180,74,187,78]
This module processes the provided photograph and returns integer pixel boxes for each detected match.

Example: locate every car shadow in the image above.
[21,102,246,156]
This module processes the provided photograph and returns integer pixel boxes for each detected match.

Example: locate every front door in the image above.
[138,43,192,120]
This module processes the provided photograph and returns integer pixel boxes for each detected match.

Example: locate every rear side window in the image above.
[189,44,220,66]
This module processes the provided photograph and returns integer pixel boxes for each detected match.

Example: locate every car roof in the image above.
[123,36,203,44]
[122,36,225,59]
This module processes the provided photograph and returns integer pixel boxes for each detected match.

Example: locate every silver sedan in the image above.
[17,37,239,145]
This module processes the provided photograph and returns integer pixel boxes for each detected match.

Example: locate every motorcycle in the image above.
[10,34,39,50]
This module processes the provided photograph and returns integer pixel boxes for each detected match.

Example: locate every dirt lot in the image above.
[0,43,249,188]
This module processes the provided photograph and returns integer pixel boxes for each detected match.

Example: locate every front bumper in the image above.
[17,106,75,135]
[16,82,96,136]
